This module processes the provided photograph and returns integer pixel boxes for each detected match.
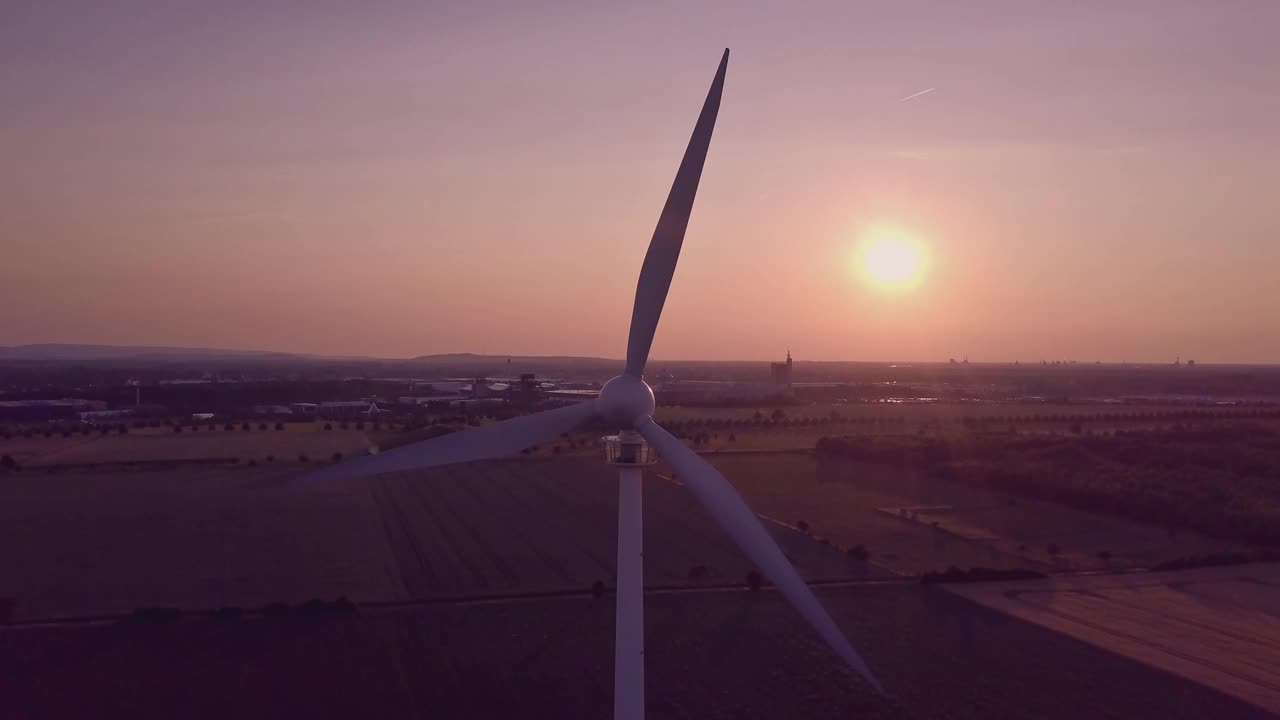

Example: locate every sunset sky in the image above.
[3,1,1278,363]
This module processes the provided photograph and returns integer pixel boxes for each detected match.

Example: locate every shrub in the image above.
[128,607,182,624]
[262,602,291,619]
[258,423,267,431]
[265,455,275,463]
[0,455,17,471]
[1047,543,1061,557]
[339,422,349,430]
[298,454,309,463]
[848,544,869,562]
[795,520,810,533]
[745,570,763,591]
[1097,550,1113,563]
[295,599,331,616]
[323,424,332,431]
[209,606,244,622]
[241,422,251,431]
[173,425,183,434]
[331,452,343,462]
[921,567,1048,584]
[1151,550,1280,572]
[275,422,284,431]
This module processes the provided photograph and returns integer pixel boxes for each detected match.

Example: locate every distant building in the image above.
[511,373,542,406]
[289,403,318,417]
[318,401,383,420]
[769,350,794,388]
[79,409,133,423]
[0,399,106,421]
[398,395,468,406]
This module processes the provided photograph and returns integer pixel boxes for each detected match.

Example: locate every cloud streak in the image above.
[898,87,936,102]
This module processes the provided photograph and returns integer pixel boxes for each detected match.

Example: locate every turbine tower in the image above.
[305,48,882,716]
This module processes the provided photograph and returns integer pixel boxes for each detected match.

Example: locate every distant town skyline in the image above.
[3,2,1278,363]
[0,341,1240,367]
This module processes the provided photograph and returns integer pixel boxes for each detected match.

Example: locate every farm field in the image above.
[3,583,1268,720]
[0,457,885,622]
[0,465,404,621]
[0,425,375,466]
[947,563,1280,714]
[368,457,883,599]
[2,446,1244,623]
[817,426,1280,548]
[654,401,1266,424]
[699,452,1243,575]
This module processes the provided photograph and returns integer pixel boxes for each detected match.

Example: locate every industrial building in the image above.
[0,399,107,422]
[769,349,794,388]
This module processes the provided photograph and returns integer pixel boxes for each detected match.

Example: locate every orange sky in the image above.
[3,2,1278,362]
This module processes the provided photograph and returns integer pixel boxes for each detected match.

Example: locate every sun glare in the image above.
[858,230,925,291]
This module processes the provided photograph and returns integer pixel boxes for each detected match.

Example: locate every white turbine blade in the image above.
[302,400,598,482]
[624,49,729,378]
[635,417,884,692]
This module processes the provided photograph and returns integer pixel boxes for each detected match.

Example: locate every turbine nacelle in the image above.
[597,374,656,428]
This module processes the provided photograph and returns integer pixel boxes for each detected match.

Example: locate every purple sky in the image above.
[3,1,1278,362]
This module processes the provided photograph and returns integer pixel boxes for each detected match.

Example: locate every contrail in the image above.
[898,87,935,102]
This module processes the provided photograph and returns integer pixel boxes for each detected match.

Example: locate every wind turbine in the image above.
[306,48,882,718]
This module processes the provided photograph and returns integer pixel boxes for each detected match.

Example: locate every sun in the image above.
[857,231,926,291]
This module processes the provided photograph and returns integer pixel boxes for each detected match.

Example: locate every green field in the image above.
[817,425,1280,548]
[699,452,1243,575]
[0,424,375,467]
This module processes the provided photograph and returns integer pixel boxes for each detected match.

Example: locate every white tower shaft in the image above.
[613,466,645,720]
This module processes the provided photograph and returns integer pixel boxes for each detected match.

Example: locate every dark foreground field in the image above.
[4,584,1269,720]
[0,458,877,622]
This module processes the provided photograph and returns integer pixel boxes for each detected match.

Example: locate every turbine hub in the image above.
[597,374,655,427]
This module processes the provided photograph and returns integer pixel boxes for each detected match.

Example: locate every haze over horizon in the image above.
[4,1,1278,363]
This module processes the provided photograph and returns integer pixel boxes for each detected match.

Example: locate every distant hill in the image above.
[409,353,618,365]
[0,344,361,362]
[0,343,624,366]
